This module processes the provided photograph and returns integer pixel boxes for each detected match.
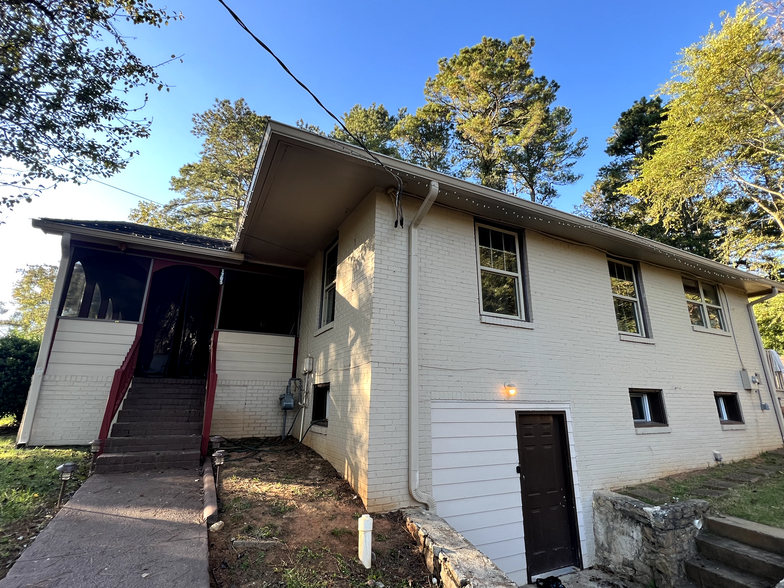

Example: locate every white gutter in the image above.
[17,233,73,447]
[747,288,784,443]
[409,181,439,511]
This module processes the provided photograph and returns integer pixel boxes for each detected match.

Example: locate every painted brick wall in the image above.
[367,194,782,564]
[296,191,377,503]
[29,375,114,445]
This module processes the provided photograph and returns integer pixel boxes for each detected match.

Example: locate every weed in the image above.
[240,523,278,540]
[297,546,320,561]
[376,533,389,542]
[283,567,326,588]
[224,497,253,513]
[270,499,296,515]
[330,527,352,538]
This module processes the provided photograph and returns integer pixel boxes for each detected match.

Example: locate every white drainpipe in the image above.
[747,288,784,443]
[408,181,439,510]
[17,233,73,447]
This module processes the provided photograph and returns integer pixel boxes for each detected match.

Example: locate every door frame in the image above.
[515,409,583,581]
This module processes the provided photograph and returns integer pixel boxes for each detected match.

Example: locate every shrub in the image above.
[0,335,40,424]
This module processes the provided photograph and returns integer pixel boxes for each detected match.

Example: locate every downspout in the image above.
[17,233,72,447]
[747,288,784,443]
[409,181,439,511]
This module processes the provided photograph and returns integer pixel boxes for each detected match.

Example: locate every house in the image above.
[17,121,784,584]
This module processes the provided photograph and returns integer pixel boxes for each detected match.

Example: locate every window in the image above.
[312,383,329,423]
[682,278,725,330]
[218,269,302,335]
[321,241,338,327]
[715,392,743,424]
[629,389,667,426]
[475,224,524,319]
[608,259,644,335]
[60,248,150,322]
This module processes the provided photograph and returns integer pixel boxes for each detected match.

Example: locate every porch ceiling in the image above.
[235,122,783,297]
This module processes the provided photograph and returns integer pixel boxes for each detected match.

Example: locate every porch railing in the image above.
[97,324,144,453]
[201,331,219,456]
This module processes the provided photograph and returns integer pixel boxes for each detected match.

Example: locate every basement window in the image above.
[312,383,329,424]
[629,389,667,427]
[715,392,744,424]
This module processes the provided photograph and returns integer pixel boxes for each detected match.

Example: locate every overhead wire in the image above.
[215,0,406,227]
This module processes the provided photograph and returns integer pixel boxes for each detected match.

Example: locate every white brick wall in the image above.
[29,375,114,445]
[366,193,782,565]
[296,191,377,501]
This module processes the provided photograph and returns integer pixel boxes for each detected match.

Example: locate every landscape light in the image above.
[56,462,78,507]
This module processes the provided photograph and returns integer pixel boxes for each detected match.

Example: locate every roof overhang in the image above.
[236,121,783,297]
[33,219,246,265]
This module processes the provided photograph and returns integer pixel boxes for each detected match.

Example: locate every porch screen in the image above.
[218,270,301,336]
[60,248,150,322]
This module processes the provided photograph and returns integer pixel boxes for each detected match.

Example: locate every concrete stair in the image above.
[685,515,784,588]
[96,378,206,474]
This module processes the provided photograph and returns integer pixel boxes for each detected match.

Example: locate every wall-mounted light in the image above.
[504,383,517,396]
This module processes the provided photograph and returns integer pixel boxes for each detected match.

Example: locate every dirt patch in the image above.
[208,438,433,588]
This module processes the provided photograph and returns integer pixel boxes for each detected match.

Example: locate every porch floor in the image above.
[0,469,208,588]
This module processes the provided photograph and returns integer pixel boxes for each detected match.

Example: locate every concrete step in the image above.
[111,421,202,437]
[130,378,206,387]
[115,408,203,422]
[706,515,784,557]
[103,435,202,453]
[122,396,205,408]
[95,450,200,473]
[697,533,784,581]
[684,556,769,588]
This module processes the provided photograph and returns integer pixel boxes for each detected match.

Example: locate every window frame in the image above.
[312,383,329,424]
[714,392,744,424]
[474,223,527,321]
[629,389,668,427]
[320,240,338,328]
[682,278,726,331]
[607,258,646,337]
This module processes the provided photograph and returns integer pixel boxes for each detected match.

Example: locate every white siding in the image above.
[28,319,137,445]
[46,319,138,377]
[210,331,296,439]
[431,401,586,585]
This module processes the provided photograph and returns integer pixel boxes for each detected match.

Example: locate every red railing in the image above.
[97,324,144,453]
[201,331,219,456]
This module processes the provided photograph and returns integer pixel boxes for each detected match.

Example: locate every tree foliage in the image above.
[755,294,784,353]
[0,335,40,424]
[330,103,401,157]
[0,0,182,209]
[391,104,454,173]
[129,99,269,239]
[4,265,57,342]
[624,4,784,276]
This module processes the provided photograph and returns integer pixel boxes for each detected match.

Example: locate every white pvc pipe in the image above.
[358,514,373,568]
[408,182,439,511]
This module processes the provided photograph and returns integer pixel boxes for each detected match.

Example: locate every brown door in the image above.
[515,412,580,578]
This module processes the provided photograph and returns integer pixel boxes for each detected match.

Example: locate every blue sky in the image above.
[0,0,732,307]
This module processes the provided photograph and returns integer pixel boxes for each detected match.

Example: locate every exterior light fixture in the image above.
[209,436,223,450]
[504,383,517,396]
[56,462,78,507]
[89,439,102,476]
[213,450,226,487]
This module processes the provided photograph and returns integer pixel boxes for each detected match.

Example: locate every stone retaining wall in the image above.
[593,490,711,588]
[403,508,517,588]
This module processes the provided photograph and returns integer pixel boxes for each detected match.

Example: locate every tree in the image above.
[0,335,40,424]
[129,99,269,239]
[0,0,182,209]
[391,104,454,173]
[7,265,57,341]
[624,4,784,276]
[755,295,784,354]
[330,103,401,157]
[423,36,586,199]
[506,106,587,205]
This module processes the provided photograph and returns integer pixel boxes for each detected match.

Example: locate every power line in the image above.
[85,176,166,206]
[215,0,406,227]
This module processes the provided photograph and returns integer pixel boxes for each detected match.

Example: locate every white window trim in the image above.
[683,278,726,331]
[715,392,744,424]
[608,259,646,337]
[629,390,667,427]
[320,241,338,328]
[631,392,651,423]
[475,223,525,320]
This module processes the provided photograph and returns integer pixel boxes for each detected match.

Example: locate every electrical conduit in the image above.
[408,181,439,511]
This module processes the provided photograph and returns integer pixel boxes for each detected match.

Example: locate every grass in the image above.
[621,450,784,528]
[0,417,90,578]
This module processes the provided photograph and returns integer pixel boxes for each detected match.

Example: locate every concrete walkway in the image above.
[0,469,208,588]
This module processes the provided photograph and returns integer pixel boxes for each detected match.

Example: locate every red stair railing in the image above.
[201,331,219,456]
[97,324,144,453]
